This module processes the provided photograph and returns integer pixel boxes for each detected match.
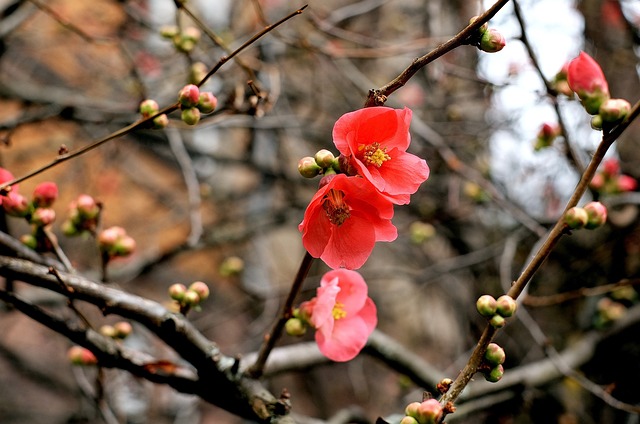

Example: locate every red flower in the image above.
[299,174,397,270]
[333,107,430,204]
[567,52,610,114]
[0,167,17,205]
[300,269,377,362]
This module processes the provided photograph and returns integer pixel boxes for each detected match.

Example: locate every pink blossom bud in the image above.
[603,158,620,177]
[479,28,505,53]
[285,317,307,336]
[139,99,159,118]
[178,84,200,108]
[534,123,560,151]
[400,417,419,424]
[152,114,169,129]
[98,226,126,248]
[567,52,610,114]
[616,175,637,192]
[168,283,187,301]
[584,201,607,229]
[599,98,631,123]
[2,192,30,217]
[589,174,605,191]
[68,346,98,366]
[476,294,498,317]
[188,281,209,301]
[298,156,322,178]
[113,235,136,256]
[113,321,133,339]
[197,92,218,114]
[404,402,421,419]
[485,364,504,382]
[495,295,517,317]
[314,149,336,169]
[31,208,56,226]
[414,399,444,424]
[564,206,589,229]
[181,107,201,125]
[76,194,100,219]
[484,343,506,366]
[33,182,58,207]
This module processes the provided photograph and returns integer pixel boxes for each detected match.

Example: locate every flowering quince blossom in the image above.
[567,51,610,114]
[332,107,430,205]
[0,167,17,205]
[298,174,397,269]
[299,269,377,362]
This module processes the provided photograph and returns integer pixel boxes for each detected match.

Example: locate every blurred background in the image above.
[1,0,640,423]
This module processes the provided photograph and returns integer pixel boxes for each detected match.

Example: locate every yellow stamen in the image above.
[361,142,391,167]
[332,302,347,320]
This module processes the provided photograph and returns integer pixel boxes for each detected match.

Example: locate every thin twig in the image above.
[247,251,315,378]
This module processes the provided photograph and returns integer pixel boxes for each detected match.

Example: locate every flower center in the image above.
[359,142,391,167]
[323,189,350,226]
[332,301,347,320]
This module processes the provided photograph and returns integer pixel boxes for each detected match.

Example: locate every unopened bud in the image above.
[484,343,506,366]
[285,317,307,336]
[33,182,58,207]
[3,192,30,217]
[599,98,631,123]
[76,194,100,219]
[489,314,506,328]
[181,107,201,125]
[314,149,335,168]
[469,16,488,34]
[112,236,136,256]
[298,156,322,178]
[584,201,607,229]
[182,290,201,306]
[178,84,200,108]
[113,321,133,339]
[495,295,517,317]
[159,25,179,39]
[152,113,169,129]
[409,221,436,244]
[219,256,244,277]
[31,208,56,226]
[68,346,98,366]
[479,28,505,53]
[476,294,497,317]
[591,114,603,130]
[139,99,159,118]
[400,417,419,424]
[100,324,117,338]
[188,281,209,301]
[484,364,504,382]
[564,206,589,229]
[616,175,637,192]
[168,283,188,301]
[414,399,444,424]
[189,62,208,85]
[197,92,218,114]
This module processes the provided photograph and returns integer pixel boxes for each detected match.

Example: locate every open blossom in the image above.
[332,107,430,204]
[567,51,610,114]
[299,269,377,362]
[299,174,397,269]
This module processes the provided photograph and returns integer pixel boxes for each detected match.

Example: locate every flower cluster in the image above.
[402,399,443,424]
[299,107,429,269]
[590,158,637,195]
[566,51,631,128]
[476,294,517,329]
[479,342,506,382]
[168,281,210,314]
[138,84,218,129]
[293,107,430,362]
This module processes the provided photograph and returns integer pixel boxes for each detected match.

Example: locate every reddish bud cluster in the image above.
[590,158,637,195]
[476,294,516,328]
[533,123,561,151]
[564,201,608,230]
[62,194,102,236]
[98,226,136,258]
[177,85,219,126]
[403,399,443,424]
[168,281,210,314]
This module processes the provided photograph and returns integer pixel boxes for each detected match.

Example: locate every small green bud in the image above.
[599,98,631,123]
[188,281,210,301]
[181,107,201,125]
[285,317,307,336]
[564,206,589,229]
[476,295,497,317]
[168,283,187,301]
[484,364,504,382]
[314,149,335,168]
[489,314,506,328]
[152,114,169,129]
[409,221,436,244]
[591,114,603,130]
[479,28,505,53]
[298,156,322,178]
[139,99,159,118]
[159,25,179,39]
[197,92,218,114]
[484,342,506,366]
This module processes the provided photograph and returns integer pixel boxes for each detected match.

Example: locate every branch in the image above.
[0,256,292,422]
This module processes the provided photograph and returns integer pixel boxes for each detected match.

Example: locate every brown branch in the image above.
[0,256,292,422]
[364,0,511,107]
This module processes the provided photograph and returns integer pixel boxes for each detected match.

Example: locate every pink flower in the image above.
[0,167,17,205]
[300,269,377,362]
[332,107,430,204]
[299,174,397,269]
[567,52,610,114]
